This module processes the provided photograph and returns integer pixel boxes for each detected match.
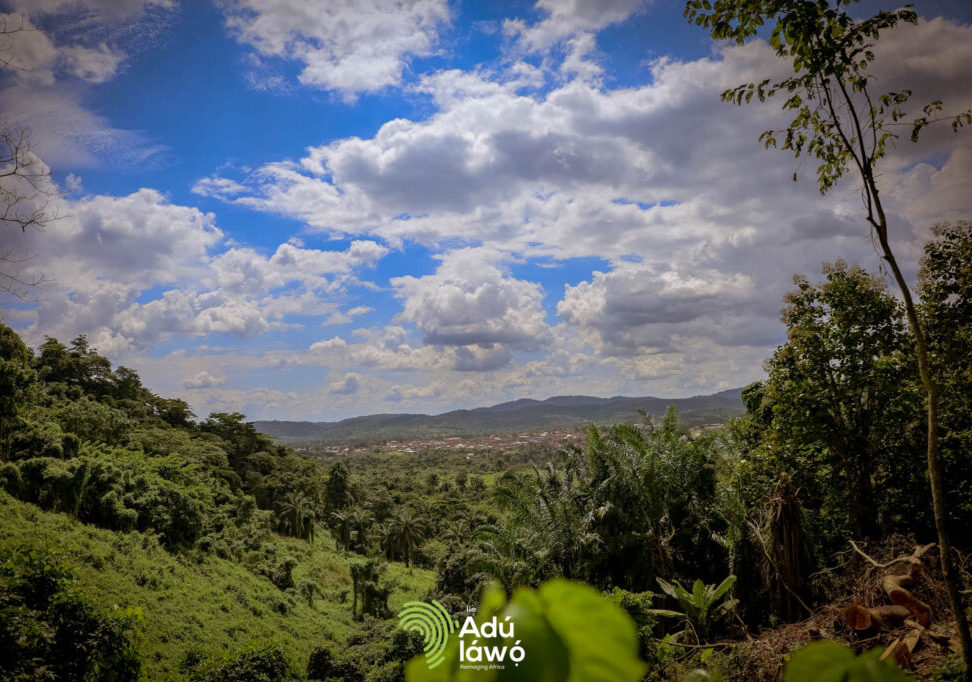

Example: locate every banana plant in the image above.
[650,575,737,640]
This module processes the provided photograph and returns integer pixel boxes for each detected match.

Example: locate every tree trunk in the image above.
[768,473,806,622]
[869,185,972,674]
[848,456,878,540]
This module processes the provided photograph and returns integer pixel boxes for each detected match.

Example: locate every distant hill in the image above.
[254,388,745,444]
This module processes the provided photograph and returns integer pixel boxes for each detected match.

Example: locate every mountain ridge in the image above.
[254,387,746,444]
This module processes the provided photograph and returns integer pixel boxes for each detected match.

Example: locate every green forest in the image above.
[3,0,972,680]
[3,221,972,680]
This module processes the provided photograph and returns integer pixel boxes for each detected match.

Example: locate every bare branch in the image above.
[0,126,61,298]
[0,13,40,72]
[849,540,936,570]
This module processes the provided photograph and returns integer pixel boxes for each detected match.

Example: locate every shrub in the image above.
[0,462,21,493]
[183,643,291,682]
[0,545,143,681]
[307,646,336,680]
[605,587,659,662]
[57,397,133,445]
[269,557,298,590]
[9,420,79,460]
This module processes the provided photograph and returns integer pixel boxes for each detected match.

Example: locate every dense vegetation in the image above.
[2,222,971,680]
[0,323,437,679]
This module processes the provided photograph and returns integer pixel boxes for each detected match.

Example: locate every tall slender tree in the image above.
[685,0,972,668]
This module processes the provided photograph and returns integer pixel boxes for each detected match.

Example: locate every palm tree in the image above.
[476,422,723,592]
[374,520,395,560]
[347,506,373,553]
[278,491,314,541]
[414,499,441,534]
[329,510,352,551]
[470,519,546,591]
[486,462,599,585]
[440,518,471,546]
[390,508,427,567]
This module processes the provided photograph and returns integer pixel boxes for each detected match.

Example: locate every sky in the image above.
[1,0,971,421]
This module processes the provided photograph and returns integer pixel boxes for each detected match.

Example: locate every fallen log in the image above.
[843,603,912,631]
[847,541,935,628]
[882,567,932,627]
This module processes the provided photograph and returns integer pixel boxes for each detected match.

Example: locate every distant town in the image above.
[294,427,586,457]
[296,422,725,458]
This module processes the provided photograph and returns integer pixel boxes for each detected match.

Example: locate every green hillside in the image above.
[0,491,433,679]
[0,325,438,680]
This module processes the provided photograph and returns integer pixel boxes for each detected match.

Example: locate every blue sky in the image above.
[2,0,971,420]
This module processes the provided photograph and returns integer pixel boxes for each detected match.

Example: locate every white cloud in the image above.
[187,15,972,418]
[10,185,390,355]
[59,43,124,83]
[557,264,774,355]
[504,0,649,52]
[328,372,362,396]
[0,13,57,80]
[0,85,168,167]
[559,32,603,81]
[0,0,186,194]
[184,370,226,389]
[321,305,372,327]
[391,247,550,351]
[2,0,175,82]
[8,0,174,22]
[0,1,176,168]
[209,239,387,297]
[219,0,450,97]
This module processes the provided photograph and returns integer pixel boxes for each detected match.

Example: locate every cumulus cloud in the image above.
[209,239,387,297]
[183,370,226,389]
[504,0,649,52]
[327,372,362,395]
[321,305,372,327]
[219,0,450,96]
[391,247,550,350]
[558,265,778,355]
[197,16,972,388]
[453,344,513,372]
[305,321,524,376]
[308,326,450,373]
[10,185,390,355]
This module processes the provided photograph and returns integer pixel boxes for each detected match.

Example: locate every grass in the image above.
[0,491,434,680]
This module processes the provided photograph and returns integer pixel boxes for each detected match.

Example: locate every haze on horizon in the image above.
[2,0,971,421]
